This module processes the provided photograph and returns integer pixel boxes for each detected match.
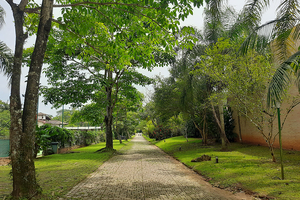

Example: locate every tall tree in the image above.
[6,0,54,198]
[5,0,205,197]
[39,0,205,151]
[200,1,237,148]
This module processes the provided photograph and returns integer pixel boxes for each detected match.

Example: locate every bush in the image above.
[35,124,75,156]
[149,125,172,140]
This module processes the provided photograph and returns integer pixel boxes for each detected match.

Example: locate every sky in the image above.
[0,0,280,116]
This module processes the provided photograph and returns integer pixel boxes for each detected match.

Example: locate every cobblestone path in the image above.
[65,136,250,200]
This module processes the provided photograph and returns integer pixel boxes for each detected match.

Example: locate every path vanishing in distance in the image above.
[65,136,253,200]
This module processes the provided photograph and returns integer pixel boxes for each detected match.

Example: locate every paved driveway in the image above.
[65,136,251,200]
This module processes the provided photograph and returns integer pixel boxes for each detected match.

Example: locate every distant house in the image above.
[37,112,68,128]
[38,112,51,121]
[44,120,68,128]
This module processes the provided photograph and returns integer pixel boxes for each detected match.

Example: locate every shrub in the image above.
[149,125,172,140]
[35,124,74,156]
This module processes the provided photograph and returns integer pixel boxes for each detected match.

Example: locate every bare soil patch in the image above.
[0,157,10,166]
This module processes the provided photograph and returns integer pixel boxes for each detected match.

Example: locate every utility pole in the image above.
[276,102,284,180]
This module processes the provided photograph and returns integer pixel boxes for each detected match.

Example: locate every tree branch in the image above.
[19,0,29,10]
[107,4,170,33]
[25,2,156,13]
[70,58,97,77]
[81,5,121,30]
[52,19,105,57]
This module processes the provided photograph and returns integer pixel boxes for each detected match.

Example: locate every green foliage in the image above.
[70,103,105,126]
[52,109,75,126]
[0,100,10,139]
[141,120,155,136]
[0,41,13,80]
[35,124,75,155]
[224,108,236,142]
[166,114,185,136]
[184,119,199,138]
[36,124,105,156]
[196,38,273,127]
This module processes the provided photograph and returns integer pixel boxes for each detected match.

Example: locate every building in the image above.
[37,112,68,127]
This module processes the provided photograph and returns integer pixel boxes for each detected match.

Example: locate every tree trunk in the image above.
[185,127,189,142]
[9,2,27,198]
[193,120,206,144]
[211,102,229,149]
[105,70,114,149]
[203,111,207,144]
[265,134,276,162]
[218,104,227,148]
[237,112,242,142]
[115,111,122,144]
[8,0,54,198]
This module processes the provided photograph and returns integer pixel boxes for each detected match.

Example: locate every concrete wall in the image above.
[233,85,300,151]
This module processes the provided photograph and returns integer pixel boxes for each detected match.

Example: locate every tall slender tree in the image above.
[200,1,237,148]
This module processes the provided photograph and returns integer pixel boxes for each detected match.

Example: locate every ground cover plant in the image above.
[149,135,300,200]
[0,139,130,199]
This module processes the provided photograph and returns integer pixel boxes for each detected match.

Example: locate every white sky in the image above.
[0,0,280,116]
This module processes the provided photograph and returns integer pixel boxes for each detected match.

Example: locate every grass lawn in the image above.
[0,139,131,199]
[147,135,300,200]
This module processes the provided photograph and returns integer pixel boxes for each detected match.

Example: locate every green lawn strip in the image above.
[0,139,131,199]
[143,134,157,144]
[154,136,300,200]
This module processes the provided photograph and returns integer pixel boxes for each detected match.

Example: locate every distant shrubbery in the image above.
[35,124,105,156]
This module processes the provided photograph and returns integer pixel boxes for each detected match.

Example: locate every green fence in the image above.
[0,139,9,157]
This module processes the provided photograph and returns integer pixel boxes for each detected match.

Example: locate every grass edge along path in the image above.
[144,135,300,200]
[0,139,132,199]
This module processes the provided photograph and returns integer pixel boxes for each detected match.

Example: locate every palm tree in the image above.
[235,0,300,106]
[0,6,13,80]
[201,1,238,148]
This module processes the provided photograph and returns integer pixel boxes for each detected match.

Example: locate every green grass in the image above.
[0,139,130,199]
[152,135,300,200]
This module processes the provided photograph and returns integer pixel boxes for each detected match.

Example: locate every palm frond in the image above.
[204,0,227,44]
[0,41,13,82]
[267,50,300,107]
[230,0,269,36]
[239,19,281,55]
[0,6,5,29]
[272,0,300,63]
